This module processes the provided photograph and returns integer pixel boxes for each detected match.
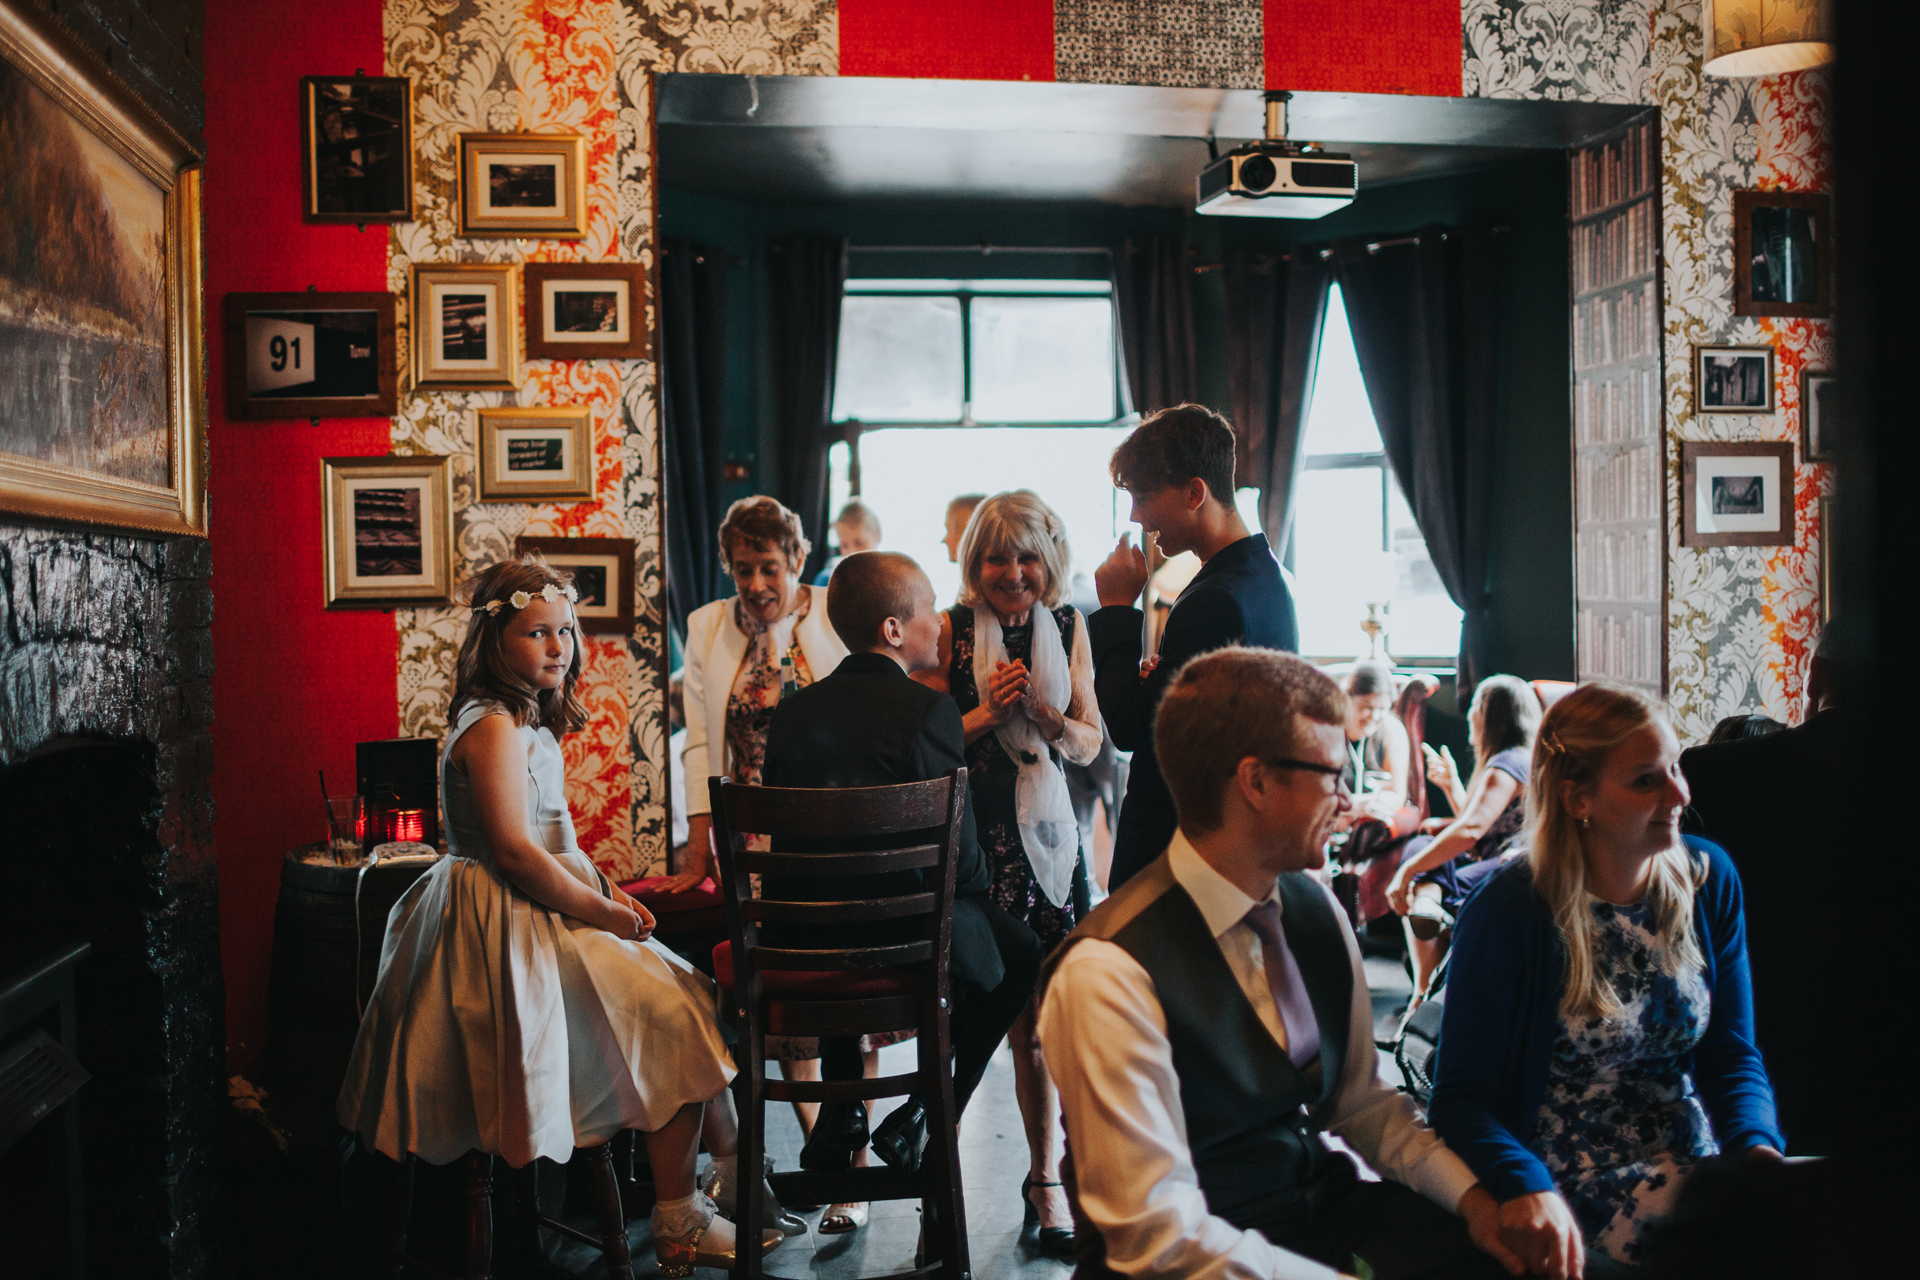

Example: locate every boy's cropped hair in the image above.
[1109,403,1237,504]
[825,551,923,651]
[1154,647,1347,832]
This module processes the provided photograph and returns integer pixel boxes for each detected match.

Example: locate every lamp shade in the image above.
[1703,0,1833,77]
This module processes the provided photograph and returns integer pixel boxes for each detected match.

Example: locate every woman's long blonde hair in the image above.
[1524,681,1704,1019]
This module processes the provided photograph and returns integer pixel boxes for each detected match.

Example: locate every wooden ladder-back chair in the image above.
[709,771,971,1280]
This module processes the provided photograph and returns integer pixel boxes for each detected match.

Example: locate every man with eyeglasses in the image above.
[1038,648,1524,1280]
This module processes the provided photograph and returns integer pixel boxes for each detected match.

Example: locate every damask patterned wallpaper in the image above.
[377,0,1827,876]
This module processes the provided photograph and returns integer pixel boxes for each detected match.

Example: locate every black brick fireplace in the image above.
[0,529,220,1278]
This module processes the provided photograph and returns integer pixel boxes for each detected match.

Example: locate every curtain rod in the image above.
[1190,225,1509,274]
[849,244,1113,256]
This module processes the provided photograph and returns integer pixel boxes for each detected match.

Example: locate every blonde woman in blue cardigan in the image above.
[1430,683,1782,1277]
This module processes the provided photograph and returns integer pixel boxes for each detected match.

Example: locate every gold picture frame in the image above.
[411,263,520,390]
[457,133,587,240]
[0,1,207,536]
[321,455,456,609]
[476,406,595,502]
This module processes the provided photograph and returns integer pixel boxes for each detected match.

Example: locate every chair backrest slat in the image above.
[743,894,936,925]
[721,781,952,837]
[753,942,933,971]
[737,846,938,877]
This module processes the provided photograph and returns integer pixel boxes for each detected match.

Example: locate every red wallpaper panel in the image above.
[204,0,394,1067]
[839,0,1056,81]
[1264,0,1463,97]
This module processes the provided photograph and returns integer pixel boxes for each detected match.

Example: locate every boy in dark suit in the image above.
[1092,405,1300,888]
[762,551,1042,1173]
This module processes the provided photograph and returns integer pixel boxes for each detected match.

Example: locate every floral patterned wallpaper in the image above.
[1464,1,1831,739]
[383,0,841,879]
[1650,8,1830,740]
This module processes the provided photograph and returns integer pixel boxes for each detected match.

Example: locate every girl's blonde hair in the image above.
[956,490,1073,611]
[449,555,589,735]
[1524,681,1704,1019]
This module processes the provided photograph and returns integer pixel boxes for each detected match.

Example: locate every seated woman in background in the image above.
[1430,682,1782,1273]
[1330,660,1412,922]
[1387,674,1541,1010]
[915,489,1101,1253]
[338,557,786,1273]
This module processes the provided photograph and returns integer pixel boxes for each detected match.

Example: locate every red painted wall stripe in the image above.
[204,0,395,1068]
[839,0,1056,81]
[1264,0,1463,97]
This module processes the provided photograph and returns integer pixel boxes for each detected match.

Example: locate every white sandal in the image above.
[818,1201,870,1234]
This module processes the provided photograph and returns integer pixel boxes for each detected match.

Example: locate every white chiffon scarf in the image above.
[971,603,1078,908]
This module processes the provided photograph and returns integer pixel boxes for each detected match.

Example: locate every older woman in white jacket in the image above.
[662,495,849,894]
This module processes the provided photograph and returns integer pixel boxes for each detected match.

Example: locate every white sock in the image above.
[651,1191,714,1239]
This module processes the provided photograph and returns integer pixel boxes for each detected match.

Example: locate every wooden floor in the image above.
[542,951,1415,1279]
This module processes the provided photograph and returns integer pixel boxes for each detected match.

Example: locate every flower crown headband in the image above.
[473,582,579,616]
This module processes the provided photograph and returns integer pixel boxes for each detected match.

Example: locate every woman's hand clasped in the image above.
[980,660,1031,728]
[600,894,654,943]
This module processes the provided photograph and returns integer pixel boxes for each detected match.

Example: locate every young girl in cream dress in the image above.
[338,555,787,1273]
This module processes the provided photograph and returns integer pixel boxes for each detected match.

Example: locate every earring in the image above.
[1577,816,1592,830]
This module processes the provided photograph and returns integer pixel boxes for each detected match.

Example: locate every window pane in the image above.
[833,296,963,422]
[826,425,1133,608]
[1290,466,1392,657]
[1384,480,1464,658]
[1300,284,1384,456]
[969,297,1116,423]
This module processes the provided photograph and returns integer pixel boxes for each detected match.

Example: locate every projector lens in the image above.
[1291,161,1357,190]
[1238,154,1278,193]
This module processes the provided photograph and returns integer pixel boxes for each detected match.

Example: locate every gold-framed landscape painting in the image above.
[0,0,206,536]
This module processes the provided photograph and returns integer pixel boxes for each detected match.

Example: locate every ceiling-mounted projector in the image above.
[1196,90,1356,219]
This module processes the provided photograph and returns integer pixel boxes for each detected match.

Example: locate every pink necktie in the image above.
[1242,900,1321,1070]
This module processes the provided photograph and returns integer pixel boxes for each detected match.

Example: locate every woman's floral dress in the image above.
[1530,898,1717,1265]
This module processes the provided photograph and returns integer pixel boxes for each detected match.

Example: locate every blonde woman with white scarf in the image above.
[915,489,1101,1254]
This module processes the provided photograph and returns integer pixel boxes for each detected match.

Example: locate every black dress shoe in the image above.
[799,1100,867,1171]
[869,1100,927,1175]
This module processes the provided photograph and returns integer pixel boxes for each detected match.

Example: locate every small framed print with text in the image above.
[224,292,398,419]
[321,454,455,609]
[457,133,586,240]
[1680,440,1796,549]
[476,407,595,502]
[411,263,519,390]
[523,262,646,360]
[513,535,635,635]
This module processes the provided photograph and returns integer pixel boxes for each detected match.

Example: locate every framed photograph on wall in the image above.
[299,75,413,224]
[1680,440,1796,548]
[1733,189,1832,318]
[476,406,594,502]
[0,4,207,536]
[1800,367,1836,461]
[523,262,645,360]
[457,133,586,240]
[513,535,634,635]
[321,455,455,608]
[411,263,519,390]
[223,292,398,419]
[1693,344,1775,414]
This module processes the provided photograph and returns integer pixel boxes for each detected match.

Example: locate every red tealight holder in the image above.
[386,807,426,844]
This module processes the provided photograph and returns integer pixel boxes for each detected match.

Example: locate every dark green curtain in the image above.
[768,237,847,581]
[1224,249,1332,557]
[660,238,729,640]
[1332,224,1504,692]
[1112,237,1198,416]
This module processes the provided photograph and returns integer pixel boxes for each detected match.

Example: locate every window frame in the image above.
[833,280,1128,429]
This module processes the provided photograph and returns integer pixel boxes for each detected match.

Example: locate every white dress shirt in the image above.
[1038,832,1481,1280]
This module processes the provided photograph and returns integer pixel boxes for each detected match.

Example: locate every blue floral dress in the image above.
[1529,898,1717,1266]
